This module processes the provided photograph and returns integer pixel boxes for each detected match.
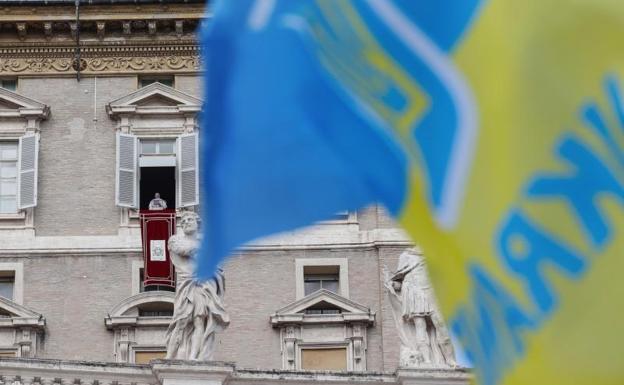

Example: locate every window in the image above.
[0,79,17,91]
[115,133,198,210]
[0,142,18,214]
[140,139,176,155]
[301,347,348,371]
[139,268,174,293]
[134,349,166,364]
[296,259,349,300]
[0,349,17,358]
[0,263,22,304]
[303,301,341,315]
[139,76,174,88]
[304,265,339,296]
[0,272,15,301]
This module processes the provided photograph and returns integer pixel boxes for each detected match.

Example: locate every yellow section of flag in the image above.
[400,1,624,384]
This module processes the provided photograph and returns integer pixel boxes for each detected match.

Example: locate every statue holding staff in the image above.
[166,211,230,360]
[384,247,456,368]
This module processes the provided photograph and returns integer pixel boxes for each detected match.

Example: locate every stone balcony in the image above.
[0,358,471,385]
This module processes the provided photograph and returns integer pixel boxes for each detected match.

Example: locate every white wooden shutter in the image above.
[116,133,138,208]
[17,133,39,209]
[177,133,199,207]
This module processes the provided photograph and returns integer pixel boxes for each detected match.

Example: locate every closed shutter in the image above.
[18,133,39,209]
[116,133,138,208]
[177,133,199,207]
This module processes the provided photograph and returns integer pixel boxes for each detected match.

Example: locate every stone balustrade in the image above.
[0,358,471,385]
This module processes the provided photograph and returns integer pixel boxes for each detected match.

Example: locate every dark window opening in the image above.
[140,166,175,210]
[139,76,174,88]
[0,79,17,91]
[138,301,174,317]
[303,301,342,315]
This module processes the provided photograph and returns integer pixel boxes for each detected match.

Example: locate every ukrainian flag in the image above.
[199,1,624,384]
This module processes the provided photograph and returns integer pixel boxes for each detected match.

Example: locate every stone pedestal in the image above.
[151,360,235,385]
[396,367,471,385]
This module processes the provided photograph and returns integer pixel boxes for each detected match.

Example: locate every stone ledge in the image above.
[0,358,472,385]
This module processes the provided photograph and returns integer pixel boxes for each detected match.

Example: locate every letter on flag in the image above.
[199,1,624,384]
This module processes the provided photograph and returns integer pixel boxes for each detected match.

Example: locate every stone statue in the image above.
[384,247,456,368]
[165,211,229,360]
[149,192,167,210]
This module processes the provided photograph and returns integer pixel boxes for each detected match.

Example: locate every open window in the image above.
[115,132,197,210]
[108,82,202,219]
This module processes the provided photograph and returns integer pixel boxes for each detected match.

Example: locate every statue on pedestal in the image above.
[384,247,456,368]
[166,211,230,360]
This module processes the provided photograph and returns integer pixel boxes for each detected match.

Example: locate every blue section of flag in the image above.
[197,0,482,278]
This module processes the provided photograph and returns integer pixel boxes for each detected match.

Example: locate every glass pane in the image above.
[141,141,157,154]
[0,181,16,195]
[304,281,321,296]
[0,163,16,178]
[321,280,339,294]
[158,79,174,87]
[139,79,156,88]
[0,282,13,300]
[0,80,16,91]
[0,197,16,213]
[158,140,175,154]
[0,144,17,160]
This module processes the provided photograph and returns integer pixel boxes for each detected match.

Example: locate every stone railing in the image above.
[0,358,471,385]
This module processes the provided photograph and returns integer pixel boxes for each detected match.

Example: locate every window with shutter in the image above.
[177,133,198,207]
[17,134,38,210]
[116,133,138,208]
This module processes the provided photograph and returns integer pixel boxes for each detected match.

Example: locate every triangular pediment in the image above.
[275,289,371,315]
[0,87,49,118]
[107,82,202,114]
[0,296,45,327]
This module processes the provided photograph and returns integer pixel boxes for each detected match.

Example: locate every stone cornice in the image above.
[0,3,206,22]
[0,40,200,75]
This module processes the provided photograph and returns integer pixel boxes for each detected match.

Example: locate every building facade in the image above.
[0,1,470,384]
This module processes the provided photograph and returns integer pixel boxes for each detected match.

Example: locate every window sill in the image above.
[0,212,26,220]
[129,209,182,219]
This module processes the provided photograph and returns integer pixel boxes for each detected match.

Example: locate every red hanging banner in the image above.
[139,209,176,288]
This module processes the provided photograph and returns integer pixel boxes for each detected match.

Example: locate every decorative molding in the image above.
[0,41,200,76]
[271,290,374,372]
[105,291,174,363]
[271,289,375,326]
[0,296,45,358]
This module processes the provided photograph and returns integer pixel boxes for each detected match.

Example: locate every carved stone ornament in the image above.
[0,42,199,76]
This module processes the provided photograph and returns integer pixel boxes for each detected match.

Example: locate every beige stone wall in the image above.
[216,247,390,371]
[19,253,138,361]
[7,245,405,369]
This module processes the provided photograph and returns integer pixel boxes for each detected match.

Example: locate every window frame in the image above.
[0,78,17,92]
[295,258,349,300]
[0,263,23,305]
